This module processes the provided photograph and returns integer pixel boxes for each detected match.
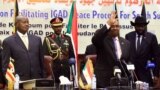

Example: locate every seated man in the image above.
[85,44,97,66]
[85,44,96,55]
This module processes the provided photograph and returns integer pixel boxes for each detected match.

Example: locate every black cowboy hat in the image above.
[130,16,149,26]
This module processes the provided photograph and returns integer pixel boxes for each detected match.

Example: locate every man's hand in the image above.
[107,11,118,26]
[44,55,53,62]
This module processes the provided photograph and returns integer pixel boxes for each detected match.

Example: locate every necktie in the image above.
[137,35,141,51]
[114,37,122,60]
[57,36,61,43]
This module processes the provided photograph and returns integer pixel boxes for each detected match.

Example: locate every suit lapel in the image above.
[108,37,115,52]
[107,37,117,60]
[137,35,147,55]
[131,32,137,55]
[28,34,32,50]
[15,33,28,51]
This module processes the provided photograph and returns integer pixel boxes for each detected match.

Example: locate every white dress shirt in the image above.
[17,31,29,49]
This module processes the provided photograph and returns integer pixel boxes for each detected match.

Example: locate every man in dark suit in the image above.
[0,40,5,89]
[43,17,75,85]
[92,11,131,88]
[85,44,96,56]
[84,44,97,67]
[125,16,160,86]
[2,16,44,81]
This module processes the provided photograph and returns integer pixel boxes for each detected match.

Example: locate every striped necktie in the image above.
[113,37,122,60]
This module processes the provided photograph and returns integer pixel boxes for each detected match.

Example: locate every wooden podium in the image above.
[19,79,54,89]
[32,85,75,90]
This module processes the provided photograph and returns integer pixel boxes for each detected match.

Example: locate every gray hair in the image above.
[15,15,28,24]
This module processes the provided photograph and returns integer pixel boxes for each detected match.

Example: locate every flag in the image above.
[114,2,118,19]
[141,1,146,22]
[5,58,15,89]
[5,1,18,88]
[112,2,118,19]
[66,1,78,87]
[141,1,148,30]
[66,1,78,61]
[12,0,19,34]
[66,1,78,59]
[113,2,120,36]
[79,58,94,89]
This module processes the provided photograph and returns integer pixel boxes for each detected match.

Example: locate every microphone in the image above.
[126,63,135,71]
[69,57,76,65]
[126,62,136,84]
[122,61,139,81]
[118,60,129,80]
[114,66,122,80]
[69,58,76,87]
[146,60,155,80]
[126,63,136,89]
[69,57,76,78]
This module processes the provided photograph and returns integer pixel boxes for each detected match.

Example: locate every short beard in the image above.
[136,30,146,35]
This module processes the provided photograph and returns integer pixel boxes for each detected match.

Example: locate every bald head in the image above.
[15,15,29,34]
[15,15,28,24]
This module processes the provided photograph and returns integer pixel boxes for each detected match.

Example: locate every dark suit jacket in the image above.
[85,44,96,55]
[125,31,160,85]
[2,33,44,81]
[92,25,131,88]
[85,44,97,68]
[0,48,5,88]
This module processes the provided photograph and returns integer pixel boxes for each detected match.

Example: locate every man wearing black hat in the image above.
[43,17,75,85]
[125,16,160,86]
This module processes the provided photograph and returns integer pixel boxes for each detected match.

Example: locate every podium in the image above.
[20,79,54,89]
[32,87,56,90]
[32,85,74,90]
[110,77,129,87]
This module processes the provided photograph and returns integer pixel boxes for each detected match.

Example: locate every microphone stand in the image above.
[130,70,134,90]
[70,66,75,89]
[71,65,78,89]
[69,58,78,89]
[118,60,129,81]
[114,66,122,90]
[117,76,121,90]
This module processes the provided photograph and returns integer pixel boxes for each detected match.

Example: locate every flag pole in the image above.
[12,0,19,34]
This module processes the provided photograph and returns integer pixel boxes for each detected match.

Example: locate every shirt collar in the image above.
[113,36,119,41]
[17,31,28,37]
[136,33,142,38]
